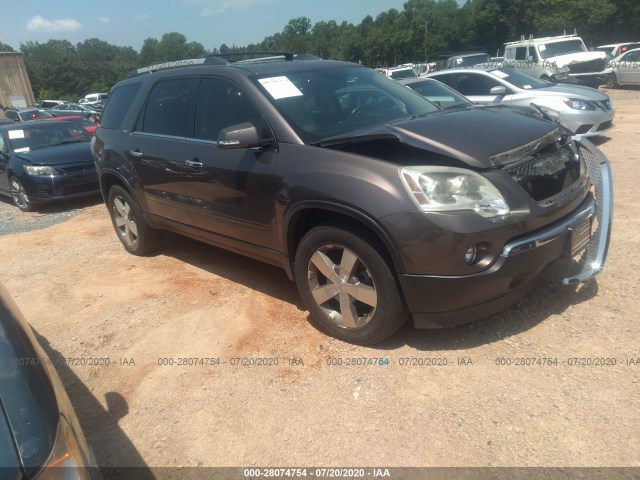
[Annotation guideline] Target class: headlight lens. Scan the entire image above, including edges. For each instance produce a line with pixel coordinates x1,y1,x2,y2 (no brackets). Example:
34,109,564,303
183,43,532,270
24,165,59,175
400,166,510,218
563,98,597,110
35,416,93,480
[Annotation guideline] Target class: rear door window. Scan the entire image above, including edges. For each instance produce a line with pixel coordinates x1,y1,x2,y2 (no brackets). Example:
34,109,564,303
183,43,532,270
100,83,141,130
141,78,192,137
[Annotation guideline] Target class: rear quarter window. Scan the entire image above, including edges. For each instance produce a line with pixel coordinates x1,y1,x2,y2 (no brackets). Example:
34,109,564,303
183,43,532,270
100,83,142,130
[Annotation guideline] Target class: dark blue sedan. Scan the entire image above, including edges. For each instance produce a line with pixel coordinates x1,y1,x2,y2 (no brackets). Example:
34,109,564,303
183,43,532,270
0,120,99,211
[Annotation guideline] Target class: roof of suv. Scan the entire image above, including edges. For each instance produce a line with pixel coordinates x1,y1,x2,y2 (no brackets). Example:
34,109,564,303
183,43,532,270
125,53,351,79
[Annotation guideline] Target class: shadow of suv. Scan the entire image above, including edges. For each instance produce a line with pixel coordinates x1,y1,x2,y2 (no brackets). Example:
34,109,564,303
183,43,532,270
92,54,613,345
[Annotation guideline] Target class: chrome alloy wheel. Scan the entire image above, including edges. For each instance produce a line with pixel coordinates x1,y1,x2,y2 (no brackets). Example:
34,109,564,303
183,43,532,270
307,244,378,329
112,195,139,248
10,178,30,210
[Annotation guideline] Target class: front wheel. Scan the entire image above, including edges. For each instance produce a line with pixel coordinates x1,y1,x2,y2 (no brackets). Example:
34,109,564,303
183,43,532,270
107,185,157,255
294,226,408,345
606,73,618,88
10,177,34,212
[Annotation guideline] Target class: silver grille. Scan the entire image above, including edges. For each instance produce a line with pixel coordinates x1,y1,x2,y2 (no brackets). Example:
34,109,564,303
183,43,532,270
562,138,613,284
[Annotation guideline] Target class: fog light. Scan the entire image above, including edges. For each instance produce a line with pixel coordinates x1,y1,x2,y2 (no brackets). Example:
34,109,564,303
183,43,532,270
465,246,477,265
465,242,494,266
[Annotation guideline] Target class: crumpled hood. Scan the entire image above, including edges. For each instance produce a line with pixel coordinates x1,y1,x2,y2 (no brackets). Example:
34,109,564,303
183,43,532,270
321,106,562,169
546,51,607,69
13,141,92,166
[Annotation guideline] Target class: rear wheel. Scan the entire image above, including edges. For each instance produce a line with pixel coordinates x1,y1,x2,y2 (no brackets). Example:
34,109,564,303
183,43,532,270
10,177,34,212
107,185,157,255
294,226,408,345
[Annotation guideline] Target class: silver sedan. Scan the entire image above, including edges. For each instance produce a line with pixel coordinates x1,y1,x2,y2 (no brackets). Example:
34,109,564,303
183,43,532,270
428,66,614,136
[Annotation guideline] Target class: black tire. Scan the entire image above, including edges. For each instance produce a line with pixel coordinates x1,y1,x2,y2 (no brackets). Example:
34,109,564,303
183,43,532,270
107,185,157,255
606,73,618,89
294,226,408,345
9,177,34,212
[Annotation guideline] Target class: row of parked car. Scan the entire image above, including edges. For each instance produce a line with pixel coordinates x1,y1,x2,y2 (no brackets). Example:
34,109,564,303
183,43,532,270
383,35,640,90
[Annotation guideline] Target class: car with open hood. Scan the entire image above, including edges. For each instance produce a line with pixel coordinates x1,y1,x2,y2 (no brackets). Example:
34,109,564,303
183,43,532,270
0,120,99,211
0,283,101,479
92,55,613,345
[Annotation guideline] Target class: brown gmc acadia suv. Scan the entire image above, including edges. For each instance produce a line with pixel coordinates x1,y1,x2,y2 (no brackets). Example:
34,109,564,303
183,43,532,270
92,54,613,344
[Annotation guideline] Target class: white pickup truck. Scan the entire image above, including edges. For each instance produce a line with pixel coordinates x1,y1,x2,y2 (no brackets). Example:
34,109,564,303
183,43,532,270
504,34,608,87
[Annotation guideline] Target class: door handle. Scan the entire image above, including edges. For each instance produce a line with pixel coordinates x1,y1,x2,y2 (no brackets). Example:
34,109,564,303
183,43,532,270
185,159,203,168
129,150,143,158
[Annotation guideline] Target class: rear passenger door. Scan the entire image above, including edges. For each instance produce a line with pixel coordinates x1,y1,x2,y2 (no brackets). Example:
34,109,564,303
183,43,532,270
618,51,640,84
128,77,195,226
183,77,281,254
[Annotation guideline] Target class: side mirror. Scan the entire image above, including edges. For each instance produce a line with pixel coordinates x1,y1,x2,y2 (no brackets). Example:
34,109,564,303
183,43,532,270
490,86,507,96
527,55,534,62
217,122,273,149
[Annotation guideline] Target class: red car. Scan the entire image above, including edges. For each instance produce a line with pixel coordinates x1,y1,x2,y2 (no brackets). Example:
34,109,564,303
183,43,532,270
46,115,98,135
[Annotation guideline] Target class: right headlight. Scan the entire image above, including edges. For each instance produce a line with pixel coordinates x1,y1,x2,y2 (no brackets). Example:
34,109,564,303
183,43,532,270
400,166,510,218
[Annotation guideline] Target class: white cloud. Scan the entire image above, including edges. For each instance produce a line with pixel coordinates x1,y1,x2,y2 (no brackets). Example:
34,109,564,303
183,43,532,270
134,14,149,21
99,17,110,24
200,3,229,16
26,15,82,33
183,0,273,14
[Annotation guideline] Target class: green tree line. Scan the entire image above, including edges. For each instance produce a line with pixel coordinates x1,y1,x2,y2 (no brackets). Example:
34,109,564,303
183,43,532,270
1,0,638,100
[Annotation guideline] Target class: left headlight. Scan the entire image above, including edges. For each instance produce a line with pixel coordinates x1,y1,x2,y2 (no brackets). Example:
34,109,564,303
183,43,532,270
400,166,510,218
24,165,60,176
33,415,97,480
563,98,597,111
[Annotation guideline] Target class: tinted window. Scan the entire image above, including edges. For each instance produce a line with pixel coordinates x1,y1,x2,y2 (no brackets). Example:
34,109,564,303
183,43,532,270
194,78,266,142
100,83,141,130
453,73,501,96
141,78,191,137
515,47,527,60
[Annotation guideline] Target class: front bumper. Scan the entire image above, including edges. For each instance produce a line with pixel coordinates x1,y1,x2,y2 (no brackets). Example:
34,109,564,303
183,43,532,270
401,138,613,328
20,169,100,203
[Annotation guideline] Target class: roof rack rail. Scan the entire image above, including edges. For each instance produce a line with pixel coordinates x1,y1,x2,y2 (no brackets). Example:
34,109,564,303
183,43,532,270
232,52,320,63
125,56,229,78
125,52,320,78
504,33,578,46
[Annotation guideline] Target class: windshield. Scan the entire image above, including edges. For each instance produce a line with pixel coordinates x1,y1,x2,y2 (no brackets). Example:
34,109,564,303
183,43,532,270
6,123,90,152
488,67,550,89
406,79,473,110
254,66,438,143
539,39,586,59
18,109,53,121
389,68,417,79
454,53,490,67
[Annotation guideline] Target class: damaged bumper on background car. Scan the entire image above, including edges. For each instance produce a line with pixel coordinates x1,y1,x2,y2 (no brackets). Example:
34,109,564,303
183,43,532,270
399,137,613,329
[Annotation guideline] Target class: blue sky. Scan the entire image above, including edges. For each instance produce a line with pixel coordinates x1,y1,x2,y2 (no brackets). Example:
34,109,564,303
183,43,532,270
0,0,415,51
